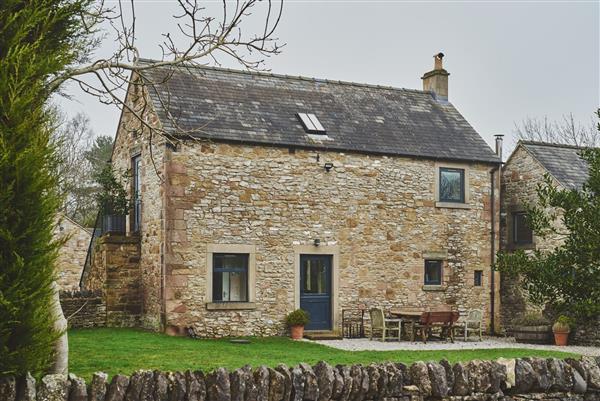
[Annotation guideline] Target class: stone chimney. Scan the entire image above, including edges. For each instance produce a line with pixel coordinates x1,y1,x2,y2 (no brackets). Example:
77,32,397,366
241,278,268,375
421,52,450,101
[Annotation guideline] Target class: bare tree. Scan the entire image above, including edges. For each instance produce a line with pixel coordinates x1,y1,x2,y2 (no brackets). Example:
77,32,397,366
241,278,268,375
49,0,283,147
514,112,599,147
53,112,96,226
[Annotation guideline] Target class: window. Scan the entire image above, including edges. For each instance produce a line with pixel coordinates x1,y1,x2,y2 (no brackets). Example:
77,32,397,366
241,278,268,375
131,155,142,232
513,212,533,245
439,168,465,203
474,270,483,286
212,253,248,302
297,113,326,134
424,260,443,285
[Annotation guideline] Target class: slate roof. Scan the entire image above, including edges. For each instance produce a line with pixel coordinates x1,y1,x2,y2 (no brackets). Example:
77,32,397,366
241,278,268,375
141,61,500,164
520,141,590,189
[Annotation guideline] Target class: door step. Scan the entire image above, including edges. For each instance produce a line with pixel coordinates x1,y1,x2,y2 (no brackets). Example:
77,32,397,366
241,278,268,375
303,331,342,340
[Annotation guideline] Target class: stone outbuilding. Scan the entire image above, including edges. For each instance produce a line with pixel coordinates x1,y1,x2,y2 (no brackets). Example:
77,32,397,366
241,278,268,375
500,141,591,332
54,214,91,291
82,54,504,337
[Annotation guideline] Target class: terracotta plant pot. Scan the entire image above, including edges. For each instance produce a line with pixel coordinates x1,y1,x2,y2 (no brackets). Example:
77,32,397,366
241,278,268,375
290,325,305,340
553,330,570,346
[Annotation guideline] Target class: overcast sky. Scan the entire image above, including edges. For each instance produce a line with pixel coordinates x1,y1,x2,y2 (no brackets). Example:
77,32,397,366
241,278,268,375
57,0,599,153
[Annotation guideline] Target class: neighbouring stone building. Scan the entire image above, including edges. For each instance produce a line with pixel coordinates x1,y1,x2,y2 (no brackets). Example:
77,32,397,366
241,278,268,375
54,214,91,291
500,141,597,343
82,54,504,337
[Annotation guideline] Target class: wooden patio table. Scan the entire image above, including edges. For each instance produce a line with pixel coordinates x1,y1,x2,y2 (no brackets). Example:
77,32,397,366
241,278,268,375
389,309,422,340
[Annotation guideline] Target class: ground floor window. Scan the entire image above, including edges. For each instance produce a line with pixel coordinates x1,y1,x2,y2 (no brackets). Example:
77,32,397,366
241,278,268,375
512,212,533,245
212,253,248,302
424,260,443,285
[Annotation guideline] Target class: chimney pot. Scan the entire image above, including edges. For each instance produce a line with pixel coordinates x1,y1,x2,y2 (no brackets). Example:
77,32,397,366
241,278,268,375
422,52,450,101
434,52,444,70
494,134,504,160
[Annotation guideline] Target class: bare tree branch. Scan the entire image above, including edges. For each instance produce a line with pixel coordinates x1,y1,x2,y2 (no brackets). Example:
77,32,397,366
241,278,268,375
515,113,599,148
48,0,284,93
49,0,284,179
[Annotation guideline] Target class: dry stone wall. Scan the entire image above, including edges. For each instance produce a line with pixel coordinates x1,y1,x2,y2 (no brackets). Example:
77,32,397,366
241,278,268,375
2,357,600,401
162,141,499,337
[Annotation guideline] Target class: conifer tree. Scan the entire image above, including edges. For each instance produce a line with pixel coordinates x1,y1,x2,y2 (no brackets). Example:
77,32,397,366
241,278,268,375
0,0,94,376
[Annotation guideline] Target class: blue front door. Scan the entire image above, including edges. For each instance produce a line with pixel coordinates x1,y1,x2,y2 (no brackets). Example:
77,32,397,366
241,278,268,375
300,255,332,330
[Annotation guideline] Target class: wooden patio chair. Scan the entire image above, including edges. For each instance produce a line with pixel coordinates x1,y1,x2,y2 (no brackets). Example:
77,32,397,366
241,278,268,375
456,309,483,341
342,309,365,338
369,308,401,342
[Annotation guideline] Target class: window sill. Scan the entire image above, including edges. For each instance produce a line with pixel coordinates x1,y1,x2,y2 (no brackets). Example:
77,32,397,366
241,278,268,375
435,202,471,209
422,285,446,292
507,243,535,251
206,302,256,311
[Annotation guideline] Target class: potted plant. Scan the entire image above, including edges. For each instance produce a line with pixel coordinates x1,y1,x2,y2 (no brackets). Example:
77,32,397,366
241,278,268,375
552,315,572,346
285,309,310,340
95,165,130,234
512,313,552,344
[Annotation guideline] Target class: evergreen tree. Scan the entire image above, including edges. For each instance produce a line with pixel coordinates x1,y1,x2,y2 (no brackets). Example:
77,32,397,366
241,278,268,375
0,0,94,376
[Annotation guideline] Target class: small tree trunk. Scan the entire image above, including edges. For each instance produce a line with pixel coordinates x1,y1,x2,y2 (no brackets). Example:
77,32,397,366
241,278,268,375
50,281,68,374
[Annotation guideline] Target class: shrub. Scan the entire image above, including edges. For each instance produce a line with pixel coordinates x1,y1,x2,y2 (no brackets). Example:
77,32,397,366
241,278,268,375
285,309,310,327
513,313,550,326
552,315,573,332
95,165,130,216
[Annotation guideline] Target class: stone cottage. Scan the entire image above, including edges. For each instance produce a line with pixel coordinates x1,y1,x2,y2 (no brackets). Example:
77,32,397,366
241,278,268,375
54,214,91,291
83,54,504,337
500,141,590,330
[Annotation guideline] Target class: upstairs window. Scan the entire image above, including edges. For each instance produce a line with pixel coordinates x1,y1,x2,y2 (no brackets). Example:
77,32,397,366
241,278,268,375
297,113,326,134
439,168,465,203
424,260,443,286
212,253,249,302
513,212,533,245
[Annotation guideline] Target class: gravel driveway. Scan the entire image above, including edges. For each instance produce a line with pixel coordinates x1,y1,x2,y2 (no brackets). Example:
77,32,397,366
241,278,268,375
313,337,600,356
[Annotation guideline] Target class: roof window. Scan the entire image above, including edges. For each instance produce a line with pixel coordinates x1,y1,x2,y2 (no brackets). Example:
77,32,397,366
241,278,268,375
297,113,326,134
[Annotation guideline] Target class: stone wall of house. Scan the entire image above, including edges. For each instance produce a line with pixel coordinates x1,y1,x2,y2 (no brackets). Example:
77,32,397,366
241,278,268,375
3,357,600,401
162,141,499,337
54,215,92,291
59,290,106,328
500,146,565,332
80,234,142,327
102,235,142,327
111,81,166,330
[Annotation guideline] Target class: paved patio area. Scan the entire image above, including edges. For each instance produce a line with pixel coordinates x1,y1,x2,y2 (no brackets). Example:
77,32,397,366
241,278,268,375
313,337,600,356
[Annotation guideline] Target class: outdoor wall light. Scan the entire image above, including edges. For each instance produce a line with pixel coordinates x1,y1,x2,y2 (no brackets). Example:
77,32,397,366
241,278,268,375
324,162,334,172
313,238,321,247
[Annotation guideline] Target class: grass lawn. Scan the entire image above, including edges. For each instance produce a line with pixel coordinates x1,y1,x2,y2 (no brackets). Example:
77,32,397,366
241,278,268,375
69,328,579,381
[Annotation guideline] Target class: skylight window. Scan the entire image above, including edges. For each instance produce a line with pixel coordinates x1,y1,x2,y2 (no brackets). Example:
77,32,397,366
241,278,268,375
297,113,326,134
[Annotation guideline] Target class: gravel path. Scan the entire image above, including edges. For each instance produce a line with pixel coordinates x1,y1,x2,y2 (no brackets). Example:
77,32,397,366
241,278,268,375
314,337,600,356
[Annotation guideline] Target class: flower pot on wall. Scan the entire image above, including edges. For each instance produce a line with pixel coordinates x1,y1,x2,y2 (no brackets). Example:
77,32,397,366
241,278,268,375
290,325,305,340
102,214,126,235
553,330,570,346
